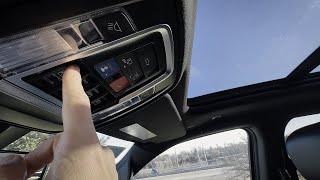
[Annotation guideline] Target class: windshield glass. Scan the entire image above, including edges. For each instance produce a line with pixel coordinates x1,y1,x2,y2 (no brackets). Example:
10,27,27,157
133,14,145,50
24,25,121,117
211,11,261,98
189,0,320,98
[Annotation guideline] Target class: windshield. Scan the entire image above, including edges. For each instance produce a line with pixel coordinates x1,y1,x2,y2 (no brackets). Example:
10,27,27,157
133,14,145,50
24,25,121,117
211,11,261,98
189,0,320,98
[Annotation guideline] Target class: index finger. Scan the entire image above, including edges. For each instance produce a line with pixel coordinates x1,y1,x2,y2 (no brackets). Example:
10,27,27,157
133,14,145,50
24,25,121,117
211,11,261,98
62,65,96,136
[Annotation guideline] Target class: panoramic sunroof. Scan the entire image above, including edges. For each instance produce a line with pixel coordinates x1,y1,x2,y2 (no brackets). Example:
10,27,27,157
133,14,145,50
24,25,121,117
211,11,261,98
188,0,320,98
311,65,320,73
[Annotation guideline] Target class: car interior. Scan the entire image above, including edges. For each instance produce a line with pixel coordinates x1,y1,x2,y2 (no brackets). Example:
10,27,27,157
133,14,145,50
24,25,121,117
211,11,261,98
1,0,320,179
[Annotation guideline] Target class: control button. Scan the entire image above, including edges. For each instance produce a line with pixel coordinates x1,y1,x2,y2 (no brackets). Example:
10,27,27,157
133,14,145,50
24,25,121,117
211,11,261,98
91,98,104,112
106,103,125,116
94,58,120,79
137,45,158,77
131,96,141,105
78,21,103,44
57,27,87,49
86,85,105,100
139,87,155,100
23,66,66,94
41,69,64,90
82,74,99,90
122,100,132,107
49,68,65,83
109,76,129,92
116,53,143,84
91,94,116,113
93,12,135,42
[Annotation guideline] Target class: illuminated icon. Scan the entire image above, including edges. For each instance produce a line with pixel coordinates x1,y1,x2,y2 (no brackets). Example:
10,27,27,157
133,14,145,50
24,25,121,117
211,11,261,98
57,71,64,78
100,66,109,73
52,70,64,81
92,99,101,106
144,57,150,66
95,59,120,79
107,21,122,32
87,88,99,98
82,78,89,85
53,74,62,81
122,58,133,65
86,91,93,98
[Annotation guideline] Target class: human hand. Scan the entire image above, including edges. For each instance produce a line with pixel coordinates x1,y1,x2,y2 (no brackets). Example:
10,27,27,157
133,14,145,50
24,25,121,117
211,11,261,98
0,65,118,180
46,65,118,180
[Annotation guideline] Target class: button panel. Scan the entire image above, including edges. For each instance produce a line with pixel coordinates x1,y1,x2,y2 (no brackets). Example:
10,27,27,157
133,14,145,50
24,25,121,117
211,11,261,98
23,42,163,115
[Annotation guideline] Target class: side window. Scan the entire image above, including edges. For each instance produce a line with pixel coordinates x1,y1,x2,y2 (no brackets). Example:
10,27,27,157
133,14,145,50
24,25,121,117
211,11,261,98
3,130,134,163
135,129,251,180
4,131,51,152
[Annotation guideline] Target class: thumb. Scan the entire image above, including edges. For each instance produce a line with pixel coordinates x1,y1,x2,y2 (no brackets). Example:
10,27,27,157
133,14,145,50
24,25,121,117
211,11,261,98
24,135,57,177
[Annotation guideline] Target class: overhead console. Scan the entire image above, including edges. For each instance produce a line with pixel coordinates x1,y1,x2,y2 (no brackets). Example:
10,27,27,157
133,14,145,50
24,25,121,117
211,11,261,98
0,7,175,125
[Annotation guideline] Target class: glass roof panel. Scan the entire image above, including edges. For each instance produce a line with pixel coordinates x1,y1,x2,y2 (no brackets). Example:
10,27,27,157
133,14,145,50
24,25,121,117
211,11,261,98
189,0,320,98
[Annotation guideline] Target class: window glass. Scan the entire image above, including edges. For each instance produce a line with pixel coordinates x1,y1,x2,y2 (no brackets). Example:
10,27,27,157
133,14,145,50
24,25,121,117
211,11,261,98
135,129,250,180
3,131,51,152
3,131,134,163
310,65,320,73
189,0,320,98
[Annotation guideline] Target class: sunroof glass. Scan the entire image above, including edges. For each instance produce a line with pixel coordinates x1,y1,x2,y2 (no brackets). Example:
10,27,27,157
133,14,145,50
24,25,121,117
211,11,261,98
188,0,320,98
311,65,320,73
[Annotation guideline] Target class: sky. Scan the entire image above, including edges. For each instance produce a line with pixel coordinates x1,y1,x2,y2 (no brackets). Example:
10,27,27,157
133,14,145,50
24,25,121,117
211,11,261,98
110,0,320,155
163,0,320,155
188,0,320,98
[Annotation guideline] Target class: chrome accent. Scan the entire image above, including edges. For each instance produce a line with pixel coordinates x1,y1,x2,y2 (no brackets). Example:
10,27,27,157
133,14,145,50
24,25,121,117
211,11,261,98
89,19,105,41
1,25,174,123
